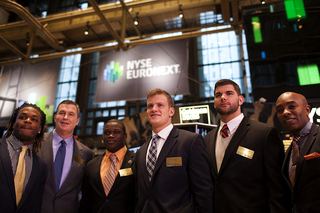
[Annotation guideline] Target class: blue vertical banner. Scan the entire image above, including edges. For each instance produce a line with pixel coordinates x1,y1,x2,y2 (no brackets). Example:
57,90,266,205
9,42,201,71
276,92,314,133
95,39,190,103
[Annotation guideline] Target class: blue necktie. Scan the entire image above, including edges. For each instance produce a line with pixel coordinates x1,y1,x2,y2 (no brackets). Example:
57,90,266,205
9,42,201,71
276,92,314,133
54,140,66,192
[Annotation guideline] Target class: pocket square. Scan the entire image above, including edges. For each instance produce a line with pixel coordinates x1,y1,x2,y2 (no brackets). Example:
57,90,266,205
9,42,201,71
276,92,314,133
304,152,320,160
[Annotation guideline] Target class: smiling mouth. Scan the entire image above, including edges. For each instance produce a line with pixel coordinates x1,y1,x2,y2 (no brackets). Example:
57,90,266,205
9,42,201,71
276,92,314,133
284,118,295,123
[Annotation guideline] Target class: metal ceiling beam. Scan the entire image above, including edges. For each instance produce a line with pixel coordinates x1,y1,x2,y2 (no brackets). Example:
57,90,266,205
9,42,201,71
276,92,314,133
0,25,235,66
87,0,125,50
0,35,26,59
0,0,64,51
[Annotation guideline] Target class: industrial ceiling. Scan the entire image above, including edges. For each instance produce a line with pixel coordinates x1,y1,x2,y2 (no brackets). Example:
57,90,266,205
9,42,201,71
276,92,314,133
0,0,274,66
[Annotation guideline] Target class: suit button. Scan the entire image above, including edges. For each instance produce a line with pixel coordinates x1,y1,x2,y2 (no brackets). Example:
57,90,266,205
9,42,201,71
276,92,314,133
105,199,109,203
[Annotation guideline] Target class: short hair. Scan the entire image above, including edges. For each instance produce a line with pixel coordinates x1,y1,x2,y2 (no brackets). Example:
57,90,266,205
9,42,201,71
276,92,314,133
105,119,126,133
147,88,174,108
214,79,241,96
4,103,46,153
57,100,80,117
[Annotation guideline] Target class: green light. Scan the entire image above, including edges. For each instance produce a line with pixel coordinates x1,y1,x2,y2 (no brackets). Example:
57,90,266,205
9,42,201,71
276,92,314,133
252,17,262,43
285,0,306,21
298,64,320,86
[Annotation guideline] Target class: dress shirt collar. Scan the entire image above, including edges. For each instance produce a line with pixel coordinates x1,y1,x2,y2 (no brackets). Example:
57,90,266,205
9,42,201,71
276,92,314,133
152,123,173,141
104,145,127,162
220,113,244,136
53,129,74,146
298,121,312,135
7,134,33,152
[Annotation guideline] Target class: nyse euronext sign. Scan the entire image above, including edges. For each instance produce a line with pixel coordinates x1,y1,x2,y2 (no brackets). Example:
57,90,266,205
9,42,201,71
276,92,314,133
104,58,180,83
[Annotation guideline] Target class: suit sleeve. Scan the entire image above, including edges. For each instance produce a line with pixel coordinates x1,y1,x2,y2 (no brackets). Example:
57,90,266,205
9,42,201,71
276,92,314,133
188,134,214,213
264,127,291,213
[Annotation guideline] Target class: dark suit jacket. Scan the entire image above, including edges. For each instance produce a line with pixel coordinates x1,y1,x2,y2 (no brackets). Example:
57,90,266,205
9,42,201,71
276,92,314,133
282,123,320,213
37,131,94,213
204,116,290,213
136,126,213,213
80,149,135,213
0,137,48,213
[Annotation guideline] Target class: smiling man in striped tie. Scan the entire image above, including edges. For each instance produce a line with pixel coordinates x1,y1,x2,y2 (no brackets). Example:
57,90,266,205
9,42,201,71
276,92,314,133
276,92,320,213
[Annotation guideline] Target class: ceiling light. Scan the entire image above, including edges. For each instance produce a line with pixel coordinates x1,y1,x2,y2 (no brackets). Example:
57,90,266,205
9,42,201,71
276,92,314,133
179,5,184,18
261,0,266,4
84,21,89,35
26,32,30,46
134,12,139,26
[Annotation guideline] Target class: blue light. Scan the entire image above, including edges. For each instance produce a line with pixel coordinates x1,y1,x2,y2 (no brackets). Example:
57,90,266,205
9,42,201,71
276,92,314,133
261,51,266,59
278,23,281,29
293,24,298,32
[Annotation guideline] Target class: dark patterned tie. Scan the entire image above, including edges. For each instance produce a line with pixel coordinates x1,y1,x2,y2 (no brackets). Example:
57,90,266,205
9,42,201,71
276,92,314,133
54,140,66,192
289,133,307,186
221,124,229,138
147,135,160,182
103,154,117,196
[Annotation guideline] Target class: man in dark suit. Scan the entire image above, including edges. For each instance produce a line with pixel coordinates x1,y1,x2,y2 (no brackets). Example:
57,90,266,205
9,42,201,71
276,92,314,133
37,100,94,213
136,88,213,213
0,103,47,213
276,92,320,212
204,79,290,213
80,119,135,213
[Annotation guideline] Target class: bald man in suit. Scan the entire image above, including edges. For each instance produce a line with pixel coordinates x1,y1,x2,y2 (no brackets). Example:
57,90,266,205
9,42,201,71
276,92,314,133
276,92,320,212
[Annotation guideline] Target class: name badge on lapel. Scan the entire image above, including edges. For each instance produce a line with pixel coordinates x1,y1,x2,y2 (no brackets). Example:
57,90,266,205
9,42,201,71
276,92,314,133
236,146,254,159
73,155,84,165
166,157,182,167
119,168,133,177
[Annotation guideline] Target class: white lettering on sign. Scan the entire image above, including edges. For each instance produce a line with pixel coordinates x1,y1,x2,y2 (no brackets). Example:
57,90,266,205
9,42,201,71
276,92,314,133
126,58,181,79
309,107,320,123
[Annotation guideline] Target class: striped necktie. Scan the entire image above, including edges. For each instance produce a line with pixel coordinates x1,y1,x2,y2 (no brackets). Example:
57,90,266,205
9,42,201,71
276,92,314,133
221,124,229,138
103,154,117,196
289,133,307,186
147,134,160,182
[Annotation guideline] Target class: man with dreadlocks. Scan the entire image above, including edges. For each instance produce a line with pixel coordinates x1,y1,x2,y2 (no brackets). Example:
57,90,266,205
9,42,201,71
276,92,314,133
0,103,48,213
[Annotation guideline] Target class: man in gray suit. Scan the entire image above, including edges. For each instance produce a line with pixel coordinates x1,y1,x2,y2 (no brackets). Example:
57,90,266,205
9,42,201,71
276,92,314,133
38,100,94,213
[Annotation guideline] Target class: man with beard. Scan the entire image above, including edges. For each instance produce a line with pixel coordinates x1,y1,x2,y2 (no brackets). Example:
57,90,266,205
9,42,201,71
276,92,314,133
204,79,290,213
276,92,320,212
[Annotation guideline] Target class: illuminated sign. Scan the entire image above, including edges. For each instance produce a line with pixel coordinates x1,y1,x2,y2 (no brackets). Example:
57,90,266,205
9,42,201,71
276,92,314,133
179,105,211,124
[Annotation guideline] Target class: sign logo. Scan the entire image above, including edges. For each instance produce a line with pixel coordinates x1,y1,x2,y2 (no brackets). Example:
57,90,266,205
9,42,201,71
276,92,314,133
104,61,123,83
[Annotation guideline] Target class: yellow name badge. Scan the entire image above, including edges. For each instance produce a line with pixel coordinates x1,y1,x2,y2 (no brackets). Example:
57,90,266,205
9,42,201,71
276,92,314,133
236,146,254,159
119,168,133,177
73,155,84,165
166,157,182,167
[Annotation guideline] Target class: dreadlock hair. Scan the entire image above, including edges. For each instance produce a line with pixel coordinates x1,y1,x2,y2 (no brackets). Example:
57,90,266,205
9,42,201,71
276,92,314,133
4,103,46,153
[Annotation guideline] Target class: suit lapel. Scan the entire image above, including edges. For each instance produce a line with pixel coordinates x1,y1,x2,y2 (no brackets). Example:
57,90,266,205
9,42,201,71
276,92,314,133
152,127,178,178
109,151,135,194
93,155,106,198
219,117,250,174
18,152,39,210
282,144,293,189
296,124,318,183
0,138,16,203
140,139,150,185
208,127,219,177
41,132,56,193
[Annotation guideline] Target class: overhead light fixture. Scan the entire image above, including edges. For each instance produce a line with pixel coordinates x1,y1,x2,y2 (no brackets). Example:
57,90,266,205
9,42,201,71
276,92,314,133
84,21,89,35
179,4,184,18
134,12,139,26
261,0,266,4
26,32,30,46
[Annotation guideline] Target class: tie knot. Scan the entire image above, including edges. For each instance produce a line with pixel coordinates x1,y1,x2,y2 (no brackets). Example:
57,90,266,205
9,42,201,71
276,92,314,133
21,145,29,152
60,140,66,145
109,154,117,162
152,134,160,143
221,124,229,138
293,133,307,144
